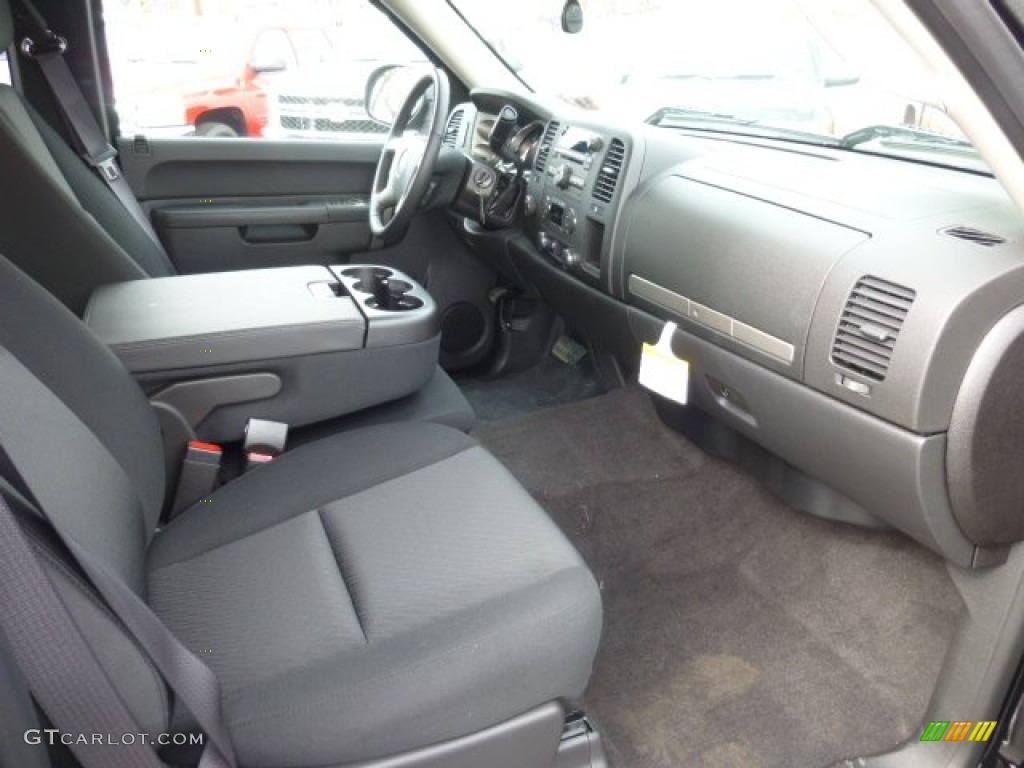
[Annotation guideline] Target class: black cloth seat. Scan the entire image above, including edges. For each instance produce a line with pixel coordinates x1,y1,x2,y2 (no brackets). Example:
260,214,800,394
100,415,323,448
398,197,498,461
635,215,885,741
149,423,599,766
0,251,602,766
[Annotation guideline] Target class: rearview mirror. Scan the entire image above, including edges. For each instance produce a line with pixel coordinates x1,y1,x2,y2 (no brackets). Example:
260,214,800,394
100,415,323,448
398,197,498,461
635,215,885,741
561,0,584,33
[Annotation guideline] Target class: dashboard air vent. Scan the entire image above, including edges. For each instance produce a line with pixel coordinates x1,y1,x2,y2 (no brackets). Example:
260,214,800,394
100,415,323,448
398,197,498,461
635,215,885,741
941,225,1007,247
442,107,465,148
592,139,625,203
831,276,916,382
535,120,560,172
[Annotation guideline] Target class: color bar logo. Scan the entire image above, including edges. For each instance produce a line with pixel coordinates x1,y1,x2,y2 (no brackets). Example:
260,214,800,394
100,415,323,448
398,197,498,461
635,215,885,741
920,720,997,742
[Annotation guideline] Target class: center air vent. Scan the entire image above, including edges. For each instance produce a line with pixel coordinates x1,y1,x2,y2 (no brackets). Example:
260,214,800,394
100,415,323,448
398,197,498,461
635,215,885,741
831,276,916,382
535,120,560,172
941,225,1007,247
442,107,465,148
593,138,625,203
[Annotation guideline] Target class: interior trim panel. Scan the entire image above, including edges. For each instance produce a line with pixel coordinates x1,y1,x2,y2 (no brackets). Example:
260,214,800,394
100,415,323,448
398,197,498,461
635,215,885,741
627,274,795,364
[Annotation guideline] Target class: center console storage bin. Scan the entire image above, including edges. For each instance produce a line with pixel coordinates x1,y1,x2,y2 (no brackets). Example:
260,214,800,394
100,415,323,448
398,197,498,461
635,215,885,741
85,265,440,440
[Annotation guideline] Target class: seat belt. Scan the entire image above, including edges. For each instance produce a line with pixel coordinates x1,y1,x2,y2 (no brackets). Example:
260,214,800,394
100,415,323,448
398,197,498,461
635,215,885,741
0,491,166,768
0,349,236,768
13,0,167,255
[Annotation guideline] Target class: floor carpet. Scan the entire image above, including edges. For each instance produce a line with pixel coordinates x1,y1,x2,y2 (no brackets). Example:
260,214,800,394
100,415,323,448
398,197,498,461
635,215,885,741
474,386,963,768
456,350,605,422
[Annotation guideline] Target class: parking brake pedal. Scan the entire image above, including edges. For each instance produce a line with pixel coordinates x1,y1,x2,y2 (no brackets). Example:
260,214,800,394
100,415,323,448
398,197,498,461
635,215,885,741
243,418,288,471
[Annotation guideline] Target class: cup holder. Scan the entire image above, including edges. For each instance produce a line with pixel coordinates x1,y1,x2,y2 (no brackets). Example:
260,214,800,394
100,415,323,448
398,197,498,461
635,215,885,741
343,267,392,292
366,279,421,311
341,266,424,312
382,279,412,294
366,295,424,312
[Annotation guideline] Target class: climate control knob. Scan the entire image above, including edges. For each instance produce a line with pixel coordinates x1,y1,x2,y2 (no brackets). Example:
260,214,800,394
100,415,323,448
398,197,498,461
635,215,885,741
563,248,581,268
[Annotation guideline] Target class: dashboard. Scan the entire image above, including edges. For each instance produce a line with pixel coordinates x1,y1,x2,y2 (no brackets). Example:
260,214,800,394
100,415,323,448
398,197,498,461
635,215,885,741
445,87,1024,570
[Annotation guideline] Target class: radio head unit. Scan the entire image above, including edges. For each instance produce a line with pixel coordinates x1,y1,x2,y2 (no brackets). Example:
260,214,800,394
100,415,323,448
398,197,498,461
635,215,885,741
554,126,604,168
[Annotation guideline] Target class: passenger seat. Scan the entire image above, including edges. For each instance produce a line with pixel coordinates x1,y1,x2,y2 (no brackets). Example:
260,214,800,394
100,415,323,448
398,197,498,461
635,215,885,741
0,252,603,767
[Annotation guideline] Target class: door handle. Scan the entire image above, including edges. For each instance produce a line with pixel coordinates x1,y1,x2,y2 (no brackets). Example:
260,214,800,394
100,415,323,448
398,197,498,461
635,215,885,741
239,224,317,244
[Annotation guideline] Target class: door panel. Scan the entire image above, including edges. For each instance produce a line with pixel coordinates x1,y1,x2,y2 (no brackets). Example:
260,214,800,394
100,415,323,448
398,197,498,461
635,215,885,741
118,137,382,199
118,137,380,272
152,196,371,273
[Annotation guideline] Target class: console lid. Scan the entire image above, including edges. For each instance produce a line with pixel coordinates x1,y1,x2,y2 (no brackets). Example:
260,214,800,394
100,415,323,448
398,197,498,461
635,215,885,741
84,266,365,373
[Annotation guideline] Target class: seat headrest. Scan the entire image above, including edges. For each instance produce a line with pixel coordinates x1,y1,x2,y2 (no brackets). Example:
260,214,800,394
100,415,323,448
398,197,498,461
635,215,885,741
0,0,11,52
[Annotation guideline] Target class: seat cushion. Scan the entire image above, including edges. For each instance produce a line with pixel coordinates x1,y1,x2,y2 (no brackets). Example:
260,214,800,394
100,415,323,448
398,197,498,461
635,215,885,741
147,422,601,767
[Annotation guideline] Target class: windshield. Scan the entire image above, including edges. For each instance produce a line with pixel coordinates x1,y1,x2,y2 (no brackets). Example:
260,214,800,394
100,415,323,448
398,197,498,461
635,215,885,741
448,0,988,173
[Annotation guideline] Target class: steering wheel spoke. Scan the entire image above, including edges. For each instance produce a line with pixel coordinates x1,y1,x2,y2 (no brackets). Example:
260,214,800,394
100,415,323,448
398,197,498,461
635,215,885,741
369,68,450,243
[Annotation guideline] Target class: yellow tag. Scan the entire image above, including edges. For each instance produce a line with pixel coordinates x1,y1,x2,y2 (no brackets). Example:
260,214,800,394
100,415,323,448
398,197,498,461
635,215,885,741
639,322,689,404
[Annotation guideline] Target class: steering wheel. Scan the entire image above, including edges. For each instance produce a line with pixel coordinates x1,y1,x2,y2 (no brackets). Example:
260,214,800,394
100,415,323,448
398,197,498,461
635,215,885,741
369,67,450,244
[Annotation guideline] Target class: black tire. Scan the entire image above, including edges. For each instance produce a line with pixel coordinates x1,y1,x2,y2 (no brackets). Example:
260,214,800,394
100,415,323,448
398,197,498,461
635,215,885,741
196,121,240,138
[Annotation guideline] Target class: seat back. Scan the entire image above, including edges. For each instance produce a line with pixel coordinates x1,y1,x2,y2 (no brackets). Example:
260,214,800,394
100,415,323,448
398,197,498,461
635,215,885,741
0,0,174,315
0,257,172,737
0,254,165,590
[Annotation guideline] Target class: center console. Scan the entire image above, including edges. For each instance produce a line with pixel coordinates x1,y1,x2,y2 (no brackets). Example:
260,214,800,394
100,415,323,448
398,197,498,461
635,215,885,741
528,121,629,288
84,264,440,441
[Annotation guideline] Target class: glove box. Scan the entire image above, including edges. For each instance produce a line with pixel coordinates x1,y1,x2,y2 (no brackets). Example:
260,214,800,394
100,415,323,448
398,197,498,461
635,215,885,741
84,265,440,441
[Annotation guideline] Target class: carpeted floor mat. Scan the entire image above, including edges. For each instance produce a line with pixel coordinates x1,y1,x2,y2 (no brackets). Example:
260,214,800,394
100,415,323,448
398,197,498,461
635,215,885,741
456,350,605,422
474,386,963,768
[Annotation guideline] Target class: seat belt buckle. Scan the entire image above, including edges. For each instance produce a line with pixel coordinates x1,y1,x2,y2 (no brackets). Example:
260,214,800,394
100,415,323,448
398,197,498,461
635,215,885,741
243,419,288,471
170,441,222,518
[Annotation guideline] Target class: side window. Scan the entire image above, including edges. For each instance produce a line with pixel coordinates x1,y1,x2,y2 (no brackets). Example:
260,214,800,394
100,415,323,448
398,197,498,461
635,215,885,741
102,2,426,141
